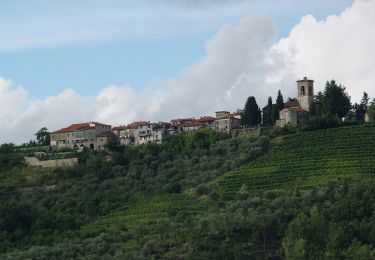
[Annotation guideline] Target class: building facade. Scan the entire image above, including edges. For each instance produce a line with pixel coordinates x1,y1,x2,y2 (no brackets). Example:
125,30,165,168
276,77,320,127
50,122,112,150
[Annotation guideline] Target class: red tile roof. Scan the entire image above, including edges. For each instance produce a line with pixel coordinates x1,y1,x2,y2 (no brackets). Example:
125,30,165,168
284,100,300,109
198,116,216,123
127,121,151,129
52,123,92,134
112,125,127,131
52,122,110,134
171,118,194,123
176,121,204,127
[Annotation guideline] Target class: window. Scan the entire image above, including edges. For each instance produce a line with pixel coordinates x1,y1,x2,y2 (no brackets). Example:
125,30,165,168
301,86,305,95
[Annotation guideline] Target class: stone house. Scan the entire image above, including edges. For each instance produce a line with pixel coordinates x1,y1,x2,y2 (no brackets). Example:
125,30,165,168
96,131,119,150
152,122,174,144
276,77,320,127
176,121,204,133
214,113,242,134
50,122,111,150
112,122,140,146
215,111,231,119
134,121,153,146
197,116,216,128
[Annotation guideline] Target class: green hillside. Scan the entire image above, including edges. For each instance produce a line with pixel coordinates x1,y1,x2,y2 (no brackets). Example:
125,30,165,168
82,194,204,233
218,124,375,197
3,125,375,258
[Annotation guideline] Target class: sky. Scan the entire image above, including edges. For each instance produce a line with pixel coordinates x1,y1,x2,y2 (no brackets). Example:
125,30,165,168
2,0,375,143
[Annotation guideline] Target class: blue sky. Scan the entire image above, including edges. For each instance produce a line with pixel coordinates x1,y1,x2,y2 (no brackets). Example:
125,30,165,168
4,0,375,144
0,0,353,99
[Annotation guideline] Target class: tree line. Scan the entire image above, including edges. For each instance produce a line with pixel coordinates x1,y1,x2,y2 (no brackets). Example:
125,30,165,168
241,79,375,127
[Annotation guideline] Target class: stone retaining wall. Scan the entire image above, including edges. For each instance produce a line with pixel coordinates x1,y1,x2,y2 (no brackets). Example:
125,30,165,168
24,157,78,168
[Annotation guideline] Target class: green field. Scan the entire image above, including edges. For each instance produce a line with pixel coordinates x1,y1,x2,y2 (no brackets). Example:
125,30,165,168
82,194,204,234
218,124,375,196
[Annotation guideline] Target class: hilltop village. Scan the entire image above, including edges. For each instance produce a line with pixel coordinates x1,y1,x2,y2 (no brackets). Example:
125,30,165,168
48,77,369,150
48,77,324,150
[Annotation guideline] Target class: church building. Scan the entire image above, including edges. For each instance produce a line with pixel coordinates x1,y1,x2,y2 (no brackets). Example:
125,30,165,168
276,77,320,127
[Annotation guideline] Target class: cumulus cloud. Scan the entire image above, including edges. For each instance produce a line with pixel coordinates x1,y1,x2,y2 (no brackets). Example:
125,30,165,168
1,0,375,143
155,15,286,119
273,0,375,101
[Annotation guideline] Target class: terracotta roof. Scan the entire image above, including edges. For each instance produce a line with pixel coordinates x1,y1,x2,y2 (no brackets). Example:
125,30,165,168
171,118,194,123
284,100,300,109
52,123,92,134
127,121,151,129
112,125,127,131
52,122,111,134
197,116,216,123
177,121,204,127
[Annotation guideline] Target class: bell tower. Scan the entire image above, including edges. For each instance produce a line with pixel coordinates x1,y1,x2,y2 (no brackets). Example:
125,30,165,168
297,77,314,112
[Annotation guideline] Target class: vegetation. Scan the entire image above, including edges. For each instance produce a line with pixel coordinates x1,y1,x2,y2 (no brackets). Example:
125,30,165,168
271,90,284,123
241,96,261,127
35,127,50,146
2,110,375,258
321,80,351,119
218,124,375,197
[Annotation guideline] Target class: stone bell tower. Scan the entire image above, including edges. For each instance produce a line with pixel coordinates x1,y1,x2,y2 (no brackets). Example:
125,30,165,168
297,77,314,112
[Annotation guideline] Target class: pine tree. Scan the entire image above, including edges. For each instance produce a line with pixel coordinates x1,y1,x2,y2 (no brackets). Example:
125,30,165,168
368,98,375,122
322,80,351,119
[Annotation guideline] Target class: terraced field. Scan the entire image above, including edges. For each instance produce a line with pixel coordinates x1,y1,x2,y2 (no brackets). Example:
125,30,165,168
82,194,204,234
218,124,375,197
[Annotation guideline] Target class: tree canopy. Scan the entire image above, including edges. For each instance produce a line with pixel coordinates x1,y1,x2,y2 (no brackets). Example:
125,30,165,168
242,96,261,127
321,80,351,119
35,127,50,146
266,97,273,126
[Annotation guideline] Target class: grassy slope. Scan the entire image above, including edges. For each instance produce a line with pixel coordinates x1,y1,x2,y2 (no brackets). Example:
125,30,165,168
81,124,375,234
4,125,375,257
217,124,375,197
82,194,205,233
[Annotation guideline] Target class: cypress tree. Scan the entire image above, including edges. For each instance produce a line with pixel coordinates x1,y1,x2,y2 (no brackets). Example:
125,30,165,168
276,90,284,111
242,96,261,127
267,97,273,126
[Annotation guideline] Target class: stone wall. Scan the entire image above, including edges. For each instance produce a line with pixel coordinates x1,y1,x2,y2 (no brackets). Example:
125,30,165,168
24,157,78,168
232,126,261,138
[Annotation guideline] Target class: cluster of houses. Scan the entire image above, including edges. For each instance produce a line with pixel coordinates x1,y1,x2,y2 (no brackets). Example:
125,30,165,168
49,77,321,150
49,111,242,150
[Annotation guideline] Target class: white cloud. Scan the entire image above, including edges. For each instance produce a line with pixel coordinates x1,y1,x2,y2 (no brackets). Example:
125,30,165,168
273,0,375,101
155,15,284,119
1,0,375,144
